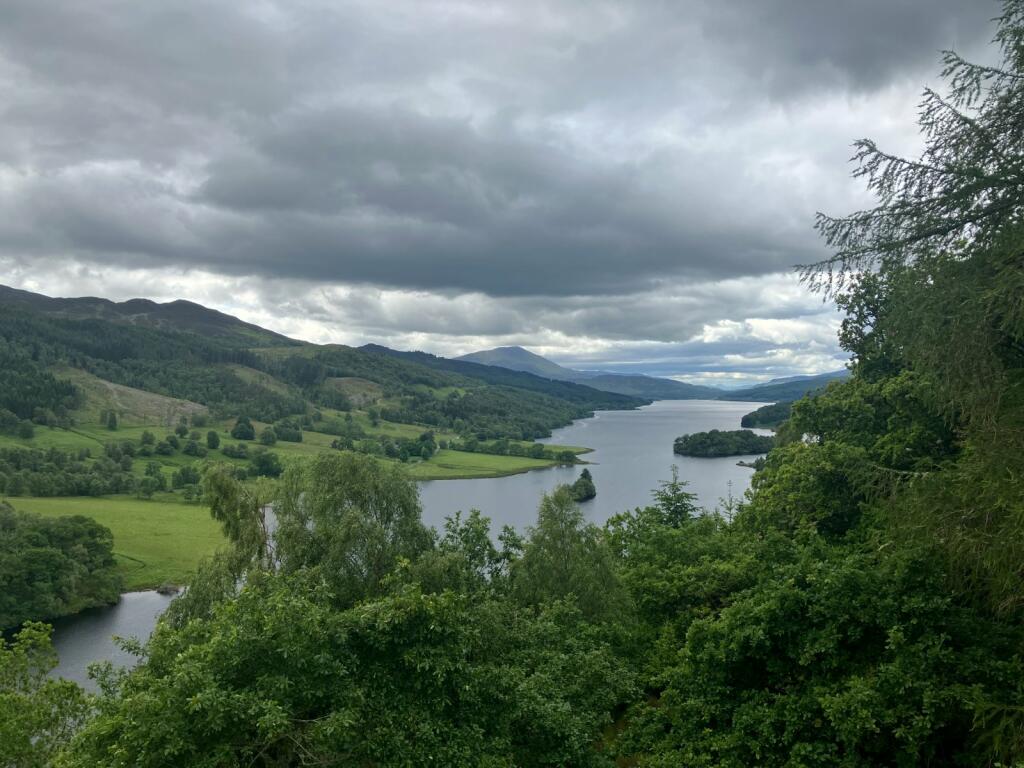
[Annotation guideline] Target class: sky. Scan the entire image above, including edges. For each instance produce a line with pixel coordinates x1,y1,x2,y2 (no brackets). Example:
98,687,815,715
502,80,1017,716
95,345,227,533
0,0,997,386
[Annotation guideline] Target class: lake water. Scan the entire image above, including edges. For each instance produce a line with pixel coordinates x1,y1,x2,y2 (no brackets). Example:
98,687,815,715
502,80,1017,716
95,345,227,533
49,399,767,685
419,399,769,531
50,591,176,686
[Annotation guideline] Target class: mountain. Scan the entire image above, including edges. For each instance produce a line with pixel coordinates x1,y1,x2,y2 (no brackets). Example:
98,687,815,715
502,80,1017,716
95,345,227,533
576,373,721,400
456,346,578,381
456,346,721,399
361,345,646,410
0,284,296,348
0,286,645,440
719,369,850,402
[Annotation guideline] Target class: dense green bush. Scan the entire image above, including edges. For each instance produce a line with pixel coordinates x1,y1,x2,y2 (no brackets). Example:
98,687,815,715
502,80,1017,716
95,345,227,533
0,503,122,629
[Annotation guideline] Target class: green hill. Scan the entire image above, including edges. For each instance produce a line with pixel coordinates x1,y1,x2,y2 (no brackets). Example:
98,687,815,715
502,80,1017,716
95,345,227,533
0,286,645,442
719,370,849,402
456,345,721,399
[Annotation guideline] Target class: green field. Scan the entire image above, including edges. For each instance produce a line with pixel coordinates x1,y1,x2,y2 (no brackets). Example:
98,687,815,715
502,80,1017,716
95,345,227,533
408,449,558,479
10,496,225,591
1,406,592,486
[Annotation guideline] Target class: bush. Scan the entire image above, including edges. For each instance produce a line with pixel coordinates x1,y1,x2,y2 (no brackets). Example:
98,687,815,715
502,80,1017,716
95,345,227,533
231,417,255,441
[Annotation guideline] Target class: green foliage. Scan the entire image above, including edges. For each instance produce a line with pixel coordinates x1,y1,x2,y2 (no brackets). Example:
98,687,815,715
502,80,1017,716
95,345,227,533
0,502,122,629
247,447,283,478
512,486,627,623
570,467,597,501
63,579,633,767
275,453,432,606
740,401,791,428
205,430,219,449
673,429,774,457
0,446,136,497
619,535,1024,767
1,622,90,768
230,416,255,441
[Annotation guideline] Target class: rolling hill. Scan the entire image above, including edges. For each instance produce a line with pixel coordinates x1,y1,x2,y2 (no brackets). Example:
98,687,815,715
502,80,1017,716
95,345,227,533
719,370,850,402
456,345,721,399
0,284,296,348
0,285,646,442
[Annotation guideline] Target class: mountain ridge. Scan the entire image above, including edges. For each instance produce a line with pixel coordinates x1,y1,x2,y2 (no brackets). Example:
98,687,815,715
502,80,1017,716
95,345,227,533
456,345,721,400
0,284,297,348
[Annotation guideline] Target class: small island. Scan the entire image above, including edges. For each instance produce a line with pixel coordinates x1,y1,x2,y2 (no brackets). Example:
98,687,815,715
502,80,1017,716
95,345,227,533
673,429,774,458
569,467,596,501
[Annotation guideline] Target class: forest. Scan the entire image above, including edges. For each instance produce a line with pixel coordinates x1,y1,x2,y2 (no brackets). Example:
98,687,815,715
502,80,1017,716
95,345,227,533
0,503,121,629
673,428,775,457
4,2,1024,766
740,400,792,428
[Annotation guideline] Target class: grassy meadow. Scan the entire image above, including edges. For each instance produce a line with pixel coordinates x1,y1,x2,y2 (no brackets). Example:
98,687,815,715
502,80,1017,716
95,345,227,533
12,496,225,591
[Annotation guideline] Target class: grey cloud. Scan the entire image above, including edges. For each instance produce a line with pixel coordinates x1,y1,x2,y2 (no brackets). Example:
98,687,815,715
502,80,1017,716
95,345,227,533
0,0,995,298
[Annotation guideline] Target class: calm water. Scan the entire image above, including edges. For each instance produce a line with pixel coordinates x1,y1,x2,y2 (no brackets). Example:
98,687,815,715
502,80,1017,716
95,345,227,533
419,399,768,531
50,399,767,684
50,591,175,687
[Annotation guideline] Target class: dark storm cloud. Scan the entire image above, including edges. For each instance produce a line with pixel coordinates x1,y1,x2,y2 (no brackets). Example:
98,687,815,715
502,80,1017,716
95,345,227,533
0,0,996,298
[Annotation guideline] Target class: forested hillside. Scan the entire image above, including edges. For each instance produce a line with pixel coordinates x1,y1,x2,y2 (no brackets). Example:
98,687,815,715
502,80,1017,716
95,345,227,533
718,369,849,402
0,293,645,438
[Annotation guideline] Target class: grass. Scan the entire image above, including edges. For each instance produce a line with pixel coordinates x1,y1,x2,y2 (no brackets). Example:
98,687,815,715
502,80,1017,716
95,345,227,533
408,449,558,479
2,411,591,483
10,496,225,591
57,365,207,427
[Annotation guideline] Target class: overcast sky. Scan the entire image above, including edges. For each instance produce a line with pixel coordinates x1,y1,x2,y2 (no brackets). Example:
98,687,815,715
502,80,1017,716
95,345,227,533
0,1,997,385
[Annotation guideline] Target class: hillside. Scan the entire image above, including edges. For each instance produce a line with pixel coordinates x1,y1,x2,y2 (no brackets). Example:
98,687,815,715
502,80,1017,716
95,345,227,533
456,346,577,380
364,344,644,410
719,369,850,402
0,284,297,348
456,345,720,399
0,287,645,444
580,373,721,399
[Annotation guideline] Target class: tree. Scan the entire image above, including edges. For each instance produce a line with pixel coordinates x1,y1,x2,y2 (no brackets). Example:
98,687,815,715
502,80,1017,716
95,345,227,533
0,503,122,629
172,465,201,489
512,485,627,623
570,467,597,502
136,475,160,499
182,439,206,457
248,448,283,478
206,430,220,450
275,452,432,607
230,416,255,441
805,0,1024,295
62,582,634,767
140,430,155,446
144,460,163,480
259,426,277,446
1,623,90,768
105,411,118,431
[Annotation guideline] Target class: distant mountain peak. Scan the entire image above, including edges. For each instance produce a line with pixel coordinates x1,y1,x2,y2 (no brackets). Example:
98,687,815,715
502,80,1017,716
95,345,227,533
455,345,722,400
456,346,577,381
